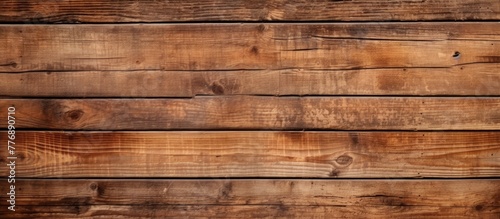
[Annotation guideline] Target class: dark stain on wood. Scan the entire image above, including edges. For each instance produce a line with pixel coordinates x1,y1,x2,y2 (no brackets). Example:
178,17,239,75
475,204,484,211
480,56,500,63
250,46,260,55
58,197,92,206
329,169,340,177
210,82,225,95
257,24,266,33
219,182,233,199
96,184,106,198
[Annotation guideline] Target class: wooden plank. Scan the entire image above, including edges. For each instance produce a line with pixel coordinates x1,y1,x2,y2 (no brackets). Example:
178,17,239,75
1,63,499,97
1,97,499,131
0,0,498,23
1,131,498,178
0,179,498,218
0,23,499,73
4,205,499,219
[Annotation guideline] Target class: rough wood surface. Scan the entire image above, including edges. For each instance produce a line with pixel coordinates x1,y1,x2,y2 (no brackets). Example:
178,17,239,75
1,63,499,97
1,1,498,219
0,23,499,73
0,180,498,218
0,131,498,178
4,205,499,219
1,97,499,130
0,0,498,23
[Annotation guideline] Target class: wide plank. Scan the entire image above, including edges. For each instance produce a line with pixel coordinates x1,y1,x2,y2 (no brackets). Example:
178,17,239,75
1,23,499,72
0,0,498,23
1,97,499,131
1,131,498,178
1,63,499,97
0,180,498,218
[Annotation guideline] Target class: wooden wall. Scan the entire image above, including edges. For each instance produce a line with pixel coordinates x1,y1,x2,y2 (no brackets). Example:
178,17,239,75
0,0,499,218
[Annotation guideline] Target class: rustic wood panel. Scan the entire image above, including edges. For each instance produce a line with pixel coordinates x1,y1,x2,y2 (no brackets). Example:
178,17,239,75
0,180,498,218
0,0,498,23
1,23,499,73
1,97,499,130
0,131,498,178
1,63,499,97
1,1,498,219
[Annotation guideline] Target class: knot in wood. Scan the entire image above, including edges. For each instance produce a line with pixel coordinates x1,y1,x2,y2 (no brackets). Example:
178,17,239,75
65,109,84,121
336,155,353,166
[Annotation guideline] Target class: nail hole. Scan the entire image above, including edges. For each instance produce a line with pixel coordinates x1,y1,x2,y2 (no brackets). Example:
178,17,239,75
452,51,461,59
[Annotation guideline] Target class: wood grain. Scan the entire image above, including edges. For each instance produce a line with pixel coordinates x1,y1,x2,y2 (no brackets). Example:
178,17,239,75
4,205,499,219
0,23,499,73
1,131,498,178
1,97,499,130
0,179,498,218
0,0,498,23
1,63,499,97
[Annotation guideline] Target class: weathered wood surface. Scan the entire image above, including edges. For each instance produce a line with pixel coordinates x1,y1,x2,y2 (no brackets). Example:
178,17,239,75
1,97,499,130
0,23,499,73
0,1,498,219
0,180,498,218
0,131,498,178
1,63,499,97
4,205,499,219
0,0,498,23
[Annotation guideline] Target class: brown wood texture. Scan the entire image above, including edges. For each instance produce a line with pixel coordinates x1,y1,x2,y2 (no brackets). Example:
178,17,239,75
0,0,498,23
1,63,499,97
0,180,498,218
1,97,499,130
0,131,498,178
0,23,499,73
1,1,499,218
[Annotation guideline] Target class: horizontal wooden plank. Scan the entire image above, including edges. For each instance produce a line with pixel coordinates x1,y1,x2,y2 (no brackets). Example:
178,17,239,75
0,0,498,23
1,97,499,130
0,23,499,73
2,205,499,219
1,63,499,97
0,131,498,178
0,180,498,218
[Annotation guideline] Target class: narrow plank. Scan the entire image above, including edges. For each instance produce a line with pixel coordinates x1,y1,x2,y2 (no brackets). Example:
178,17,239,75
0,131,498,178
0,180,498,218
1,97,499,130
2,205,499,219
1,63,499,97
0,23,499,72
0,0,498,23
